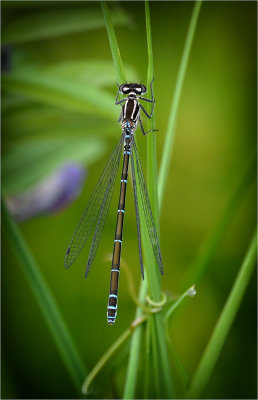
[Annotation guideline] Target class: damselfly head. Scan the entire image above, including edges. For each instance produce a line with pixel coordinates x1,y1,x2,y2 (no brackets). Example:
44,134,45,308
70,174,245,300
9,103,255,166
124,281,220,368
119,83,147,95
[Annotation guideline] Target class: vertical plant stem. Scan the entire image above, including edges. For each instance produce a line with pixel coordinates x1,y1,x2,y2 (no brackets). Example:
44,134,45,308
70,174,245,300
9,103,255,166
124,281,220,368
145,0,159,225
1,199,86,394
101,1,126,83
144,316,151,398
158,0,202,207
134,3,174,398
150,316,161,398
187,228,257,398
123,281,147,399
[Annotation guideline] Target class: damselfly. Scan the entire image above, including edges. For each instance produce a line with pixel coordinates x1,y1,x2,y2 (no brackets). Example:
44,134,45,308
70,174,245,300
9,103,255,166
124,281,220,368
65,78,163,325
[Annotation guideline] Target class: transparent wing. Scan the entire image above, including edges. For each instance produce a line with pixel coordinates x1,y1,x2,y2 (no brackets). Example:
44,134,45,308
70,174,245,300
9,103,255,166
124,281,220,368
130,146,144,279
65,133,124,272
132,139,163,275
84,136,123,277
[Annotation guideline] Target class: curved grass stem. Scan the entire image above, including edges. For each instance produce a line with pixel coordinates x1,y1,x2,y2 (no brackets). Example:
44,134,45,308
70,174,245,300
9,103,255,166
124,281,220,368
82,316,146,395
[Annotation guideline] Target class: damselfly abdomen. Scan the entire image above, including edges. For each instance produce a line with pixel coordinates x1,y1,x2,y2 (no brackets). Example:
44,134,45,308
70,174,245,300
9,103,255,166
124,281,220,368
65,78,163,325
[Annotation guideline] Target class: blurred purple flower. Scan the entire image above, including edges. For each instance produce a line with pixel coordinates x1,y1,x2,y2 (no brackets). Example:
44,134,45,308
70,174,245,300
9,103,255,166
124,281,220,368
6,163,87,221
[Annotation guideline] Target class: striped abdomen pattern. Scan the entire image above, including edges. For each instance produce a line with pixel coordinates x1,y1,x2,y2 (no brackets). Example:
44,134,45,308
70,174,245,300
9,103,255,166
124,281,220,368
107,133,131,324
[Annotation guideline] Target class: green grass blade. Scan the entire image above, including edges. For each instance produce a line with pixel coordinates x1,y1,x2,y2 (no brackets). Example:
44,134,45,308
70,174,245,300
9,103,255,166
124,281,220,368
101,1,126,83
143,316,151,399
146,3,173,398
154,314,174,398
187,228,257,399
2,199,86,393
123,281,148,399
145,0,159,225
125,2,174,398
181,153,256,289
158,0,202,206
143,0,161,320
150,317,161,398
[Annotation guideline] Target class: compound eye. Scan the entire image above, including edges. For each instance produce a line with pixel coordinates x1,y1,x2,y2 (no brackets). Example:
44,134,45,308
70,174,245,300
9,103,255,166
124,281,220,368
120,85,130,94
141,85,147,94
135,87,142,94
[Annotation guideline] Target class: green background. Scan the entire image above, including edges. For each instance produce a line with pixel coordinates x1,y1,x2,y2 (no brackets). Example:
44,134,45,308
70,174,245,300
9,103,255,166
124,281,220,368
1,1,257,399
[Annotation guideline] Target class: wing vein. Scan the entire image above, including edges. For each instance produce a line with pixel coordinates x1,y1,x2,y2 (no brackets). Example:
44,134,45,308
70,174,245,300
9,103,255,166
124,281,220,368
64,133,125,269
131,139,144,279
132,139,163,274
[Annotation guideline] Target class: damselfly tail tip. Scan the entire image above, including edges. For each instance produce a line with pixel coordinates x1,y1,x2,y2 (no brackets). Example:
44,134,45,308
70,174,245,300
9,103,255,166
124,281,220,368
107,318,116,325
107,310,117,325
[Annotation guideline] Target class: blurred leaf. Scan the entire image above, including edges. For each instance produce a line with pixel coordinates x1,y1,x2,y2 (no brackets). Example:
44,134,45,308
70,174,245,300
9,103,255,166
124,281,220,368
2,137,107,195
1,1,76,10
2,6,132,44
1,200,86,393
2,104,117,141
39,60,138,87
2,70,116,118
1,93,32,113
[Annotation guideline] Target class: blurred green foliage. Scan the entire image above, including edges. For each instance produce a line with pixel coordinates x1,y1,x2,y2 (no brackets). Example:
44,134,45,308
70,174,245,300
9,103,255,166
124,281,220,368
1,1,257,399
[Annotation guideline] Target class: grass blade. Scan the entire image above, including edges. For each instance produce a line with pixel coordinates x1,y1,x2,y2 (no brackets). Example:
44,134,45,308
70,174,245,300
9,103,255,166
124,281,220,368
145,0,159,224
158,0,202,206
181,153,256,288
150,317,161,398
2,199,86,393
143,316,151,398
101,1,126,83
123,281,148,399
145,2,174,398
187,228,257,398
